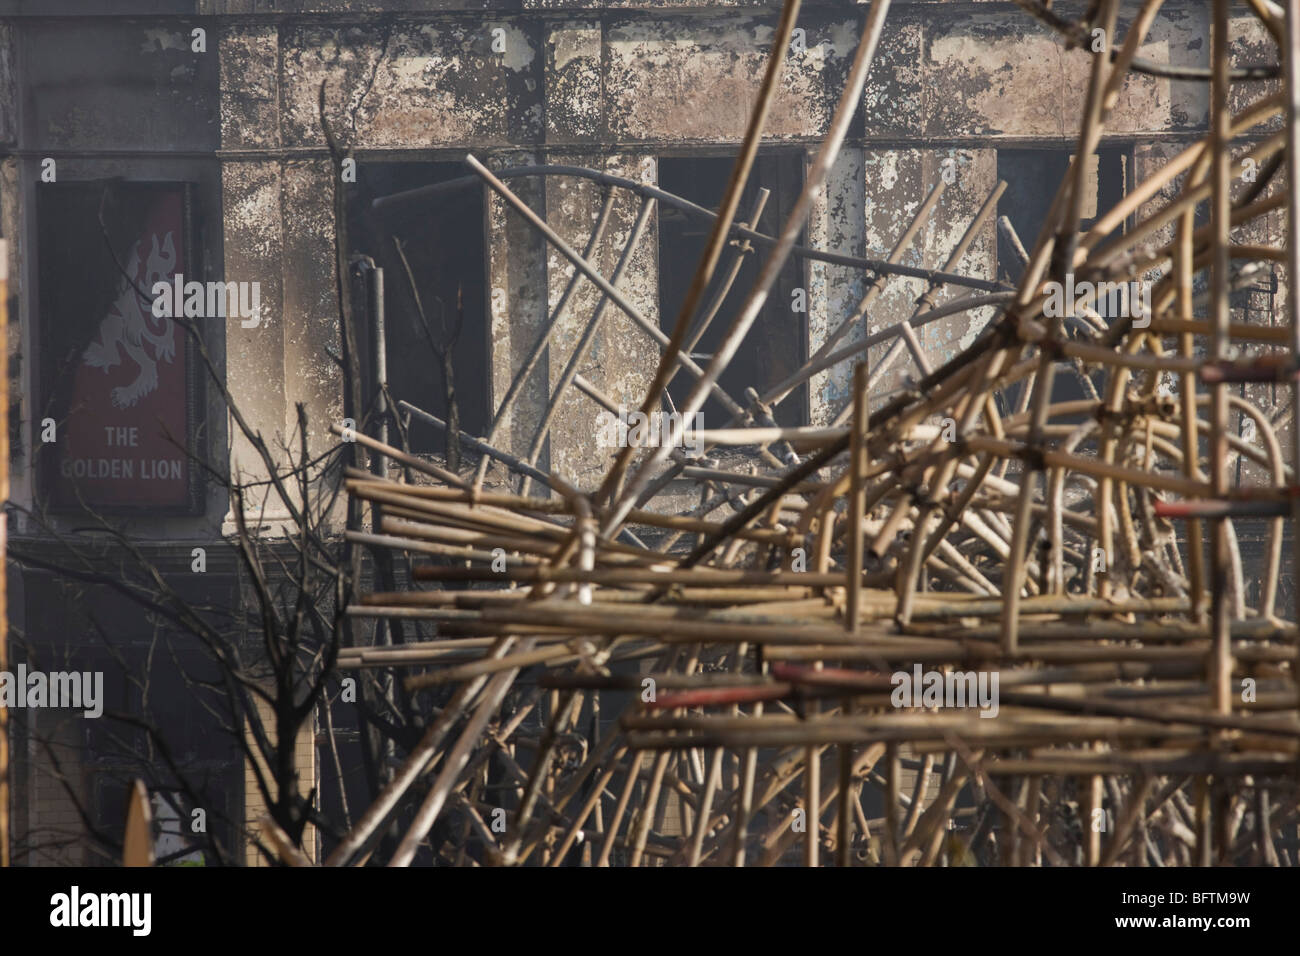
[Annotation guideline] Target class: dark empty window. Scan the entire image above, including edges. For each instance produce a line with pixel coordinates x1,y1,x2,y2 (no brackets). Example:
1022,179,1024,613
997,147,1131,410
996,146,1130,284
347,163,489,454
657,153,808,427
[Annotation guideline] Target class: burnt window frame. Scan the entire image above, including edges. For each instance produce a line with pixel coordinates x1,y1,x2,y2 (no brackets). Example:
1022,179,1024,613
996,143,1135,285
655,149,811,429
344,160,493,457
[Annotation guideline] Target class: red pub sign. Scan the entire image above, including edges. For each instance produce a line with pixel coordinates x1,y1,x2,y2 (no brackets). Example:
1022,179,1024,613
38,182,204,514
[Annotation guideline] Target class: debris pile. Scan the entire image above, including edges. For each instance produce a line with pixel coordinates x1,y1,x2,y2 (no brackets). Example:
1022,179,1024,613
326,0,1300,866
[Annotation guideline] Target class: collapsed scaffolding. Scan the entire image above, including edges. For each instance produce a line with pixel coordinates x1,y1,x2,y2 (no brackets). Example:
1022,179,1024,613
312,0,1300,866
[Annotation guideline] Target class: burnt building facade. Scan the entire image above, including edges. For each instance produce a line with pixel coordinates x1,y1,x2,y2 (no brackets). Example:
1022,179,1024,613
0,0,1286,863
